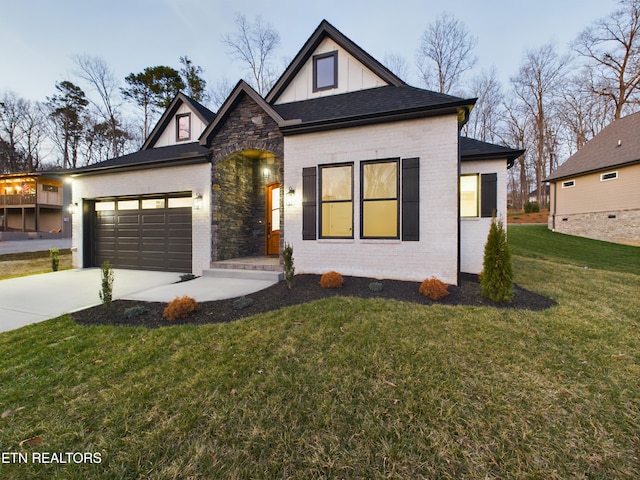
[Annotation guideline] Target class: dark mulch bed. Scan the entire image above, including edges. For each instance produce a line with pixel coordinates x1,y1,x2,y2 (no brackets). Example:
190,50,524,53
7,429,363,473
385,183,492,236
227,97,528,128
71,274,557,329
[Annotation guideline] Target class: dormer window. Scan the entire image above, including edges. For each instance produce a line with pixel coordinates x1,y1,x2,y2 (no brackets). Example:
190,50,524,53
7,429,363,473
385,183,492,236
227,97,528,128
313,51,338,91
176,113,191,141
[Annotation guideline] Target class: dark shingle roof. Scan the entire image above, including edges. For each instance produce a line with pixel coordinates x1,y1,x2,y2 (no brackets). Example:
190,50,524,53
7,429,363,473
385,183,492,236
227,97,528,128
273,85,471,126
185,96,216,124
71,142,210,174
546,111,640,181
460,136,524,167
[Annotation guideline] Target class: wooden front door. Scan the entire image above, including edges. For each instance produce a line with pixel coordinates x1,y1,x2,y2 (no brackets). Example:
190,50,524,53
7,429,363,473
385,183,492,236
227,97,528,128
266,182,280,255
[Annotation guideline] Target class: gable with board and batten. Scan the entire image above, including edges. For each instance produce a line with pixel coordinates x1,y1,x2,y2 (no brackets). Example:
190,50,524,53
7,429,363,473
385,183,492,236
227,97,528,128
274,37,391,104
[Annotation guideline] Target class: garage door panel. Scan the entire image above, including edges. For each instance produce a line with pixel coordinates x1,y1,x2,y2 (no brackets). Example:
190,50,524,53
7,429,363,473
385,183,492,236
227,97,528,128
93,196,192,272
142,214,167,225
141,228,167,239
117,214,140,225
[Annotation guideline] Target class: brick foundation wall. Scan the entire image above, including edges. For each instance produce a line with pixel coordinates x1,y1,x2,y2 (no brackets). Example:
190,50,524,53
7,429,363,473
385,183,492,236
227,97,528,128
549,209,640,246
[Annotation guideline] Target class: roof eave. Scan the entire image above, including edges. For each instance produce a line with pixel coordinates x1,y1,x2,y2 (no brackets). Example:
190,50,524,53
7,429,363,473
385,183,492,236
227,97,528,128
69,155,210,177
279,101,474,136
462,150,525,169
546,158,640,182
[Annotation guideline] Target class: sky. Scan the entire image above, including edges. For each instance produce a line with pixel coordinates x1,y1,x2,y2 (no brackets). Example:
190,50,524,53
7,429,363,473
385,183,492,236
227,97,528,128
0,0,620,105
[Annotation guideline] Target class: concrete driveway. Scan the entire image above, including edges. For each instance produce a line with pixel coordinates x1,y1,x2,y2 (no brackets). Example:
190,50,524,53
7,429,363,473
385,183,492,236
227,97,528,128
0,268,279,333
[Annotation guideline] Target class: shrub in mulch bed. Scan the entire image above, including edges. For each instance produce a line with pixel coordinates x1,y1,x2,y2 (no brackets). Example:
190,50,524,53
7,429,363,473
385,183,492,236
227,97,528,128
71,274,557,329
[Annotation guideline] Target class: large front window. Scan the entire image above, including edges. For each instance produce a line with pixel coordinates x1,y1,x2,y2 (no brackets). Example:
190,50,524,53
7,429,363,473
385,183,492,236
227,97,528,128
320,163,353,238
361,160,399,238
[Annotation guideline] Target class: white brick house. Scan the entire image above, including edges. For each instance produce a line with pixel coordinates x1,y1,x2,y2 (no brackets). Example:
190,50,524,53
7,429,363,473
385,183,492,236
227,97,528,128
69,20,522,283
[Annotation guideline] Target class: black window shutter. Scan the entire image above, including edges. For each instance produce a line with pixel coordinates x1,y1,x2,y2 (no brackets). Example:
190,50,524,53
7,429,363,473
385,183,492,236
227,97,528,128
481,173,497,218
302,167,317,240
402,158,420,241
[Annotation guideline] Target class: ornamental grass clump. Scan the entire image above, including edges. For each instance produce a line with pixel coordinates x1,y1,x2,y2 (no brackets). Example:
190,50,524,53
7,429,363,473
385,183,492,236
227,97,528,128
419,277,450,301
163,296,199,321
481,216,513,303
320,271,344,289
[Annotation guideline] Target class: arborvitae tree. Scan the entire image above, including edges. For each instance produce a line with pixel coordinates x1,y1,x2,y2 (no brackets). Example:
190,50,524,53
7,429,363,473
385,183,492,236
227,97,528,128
481,216,513,303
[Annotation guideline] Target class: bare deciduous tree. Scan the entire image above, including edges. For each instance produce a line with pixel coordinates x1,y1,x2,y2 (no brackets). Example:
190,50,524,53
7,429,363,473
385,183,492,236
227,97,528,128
463,68,504,143
559,72,614,154
511,44,570,208
73,55,128,158
383,53,410,82
208,77,234,112
222,15,281,96
416,12,477,94
501,98,532,210
0,92,47,172
573,0,640,119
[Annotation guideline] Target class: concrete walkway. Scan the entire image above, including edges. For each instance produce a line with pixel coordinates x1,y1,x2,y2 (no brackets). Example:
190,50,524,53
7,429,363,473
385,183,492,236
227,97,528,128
0,268,278,333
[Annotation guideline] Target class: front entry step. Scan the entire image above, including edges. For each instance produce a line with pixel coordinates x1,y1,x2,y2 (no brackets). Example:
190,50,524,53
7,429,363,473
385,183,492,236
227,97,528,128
202,268,283,282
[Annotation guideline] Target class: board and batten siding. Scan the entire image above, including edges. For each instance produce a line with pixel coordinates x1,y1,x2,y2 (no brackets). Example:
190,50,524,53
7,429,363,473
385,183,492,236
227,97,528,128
283,115,460,284
153,104,209,148
274,37,390,105
70,163,212,275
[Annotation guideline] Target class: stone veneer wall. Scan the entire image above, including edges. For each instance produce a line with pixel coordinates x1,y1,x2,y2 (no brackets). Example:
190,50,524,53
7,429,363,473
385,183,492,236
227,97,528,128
207,93,284,261
549,209,640,246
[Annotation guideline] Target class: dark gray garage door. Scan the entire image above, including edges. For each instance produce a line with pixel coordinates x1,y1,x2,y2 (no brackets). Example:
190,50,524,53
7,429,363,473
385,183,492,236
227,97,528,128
94,196,192,272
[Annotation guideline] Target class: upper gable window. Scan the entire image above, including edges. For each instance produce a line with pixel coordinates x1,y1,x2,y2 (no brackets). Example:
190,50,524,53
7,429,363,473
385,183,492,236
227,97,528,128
176,113,191,141
313,51,338,91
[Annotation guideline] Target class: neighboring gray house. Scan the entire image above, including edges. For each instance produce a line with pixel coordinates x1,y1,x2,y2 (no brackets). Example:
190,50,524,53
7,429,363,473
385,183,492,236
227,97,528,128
69,20,523,283
546,111,640,246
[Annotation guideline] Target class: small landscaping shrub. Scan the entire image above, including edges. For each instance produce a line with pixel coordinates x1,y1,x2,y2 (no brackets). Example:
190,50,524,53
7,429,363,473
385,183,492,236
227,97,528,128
481,216,513,303
524,201,540,213
283,242,295,289
99,260,114,308
233,296,254,310
368,282,383,292
320,271,344,289
179,273,197,282
419,277,450,301
49,248,59,272
124,305,148,319
163,296,199,321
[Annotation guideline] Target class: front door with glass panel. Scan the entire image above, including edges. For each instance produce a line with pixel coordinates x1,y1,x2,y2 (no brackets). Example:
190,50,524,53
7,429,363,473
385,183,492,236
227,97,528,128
265,183,280,255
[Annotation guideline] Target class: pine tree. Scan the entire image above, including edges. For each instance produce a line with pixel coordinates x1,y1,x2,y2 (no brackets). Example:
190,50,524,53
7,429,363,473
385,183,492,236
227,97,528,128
481,216,513,303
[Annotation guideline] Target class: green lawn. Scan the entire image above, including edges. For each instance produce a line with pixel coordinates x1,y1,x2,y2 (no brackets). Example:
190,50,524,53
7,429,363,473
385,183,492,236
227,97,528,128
0,228,638,479
508,225,640,275
0,250,73,280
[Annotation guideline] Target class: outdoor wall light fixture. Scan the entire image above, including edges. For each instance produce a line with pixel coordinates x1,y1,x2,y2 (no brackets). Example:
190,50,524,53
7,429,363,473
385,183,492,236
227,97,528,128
67,202,78,214
286,187,296,207
193,193,203,210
